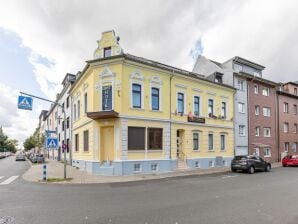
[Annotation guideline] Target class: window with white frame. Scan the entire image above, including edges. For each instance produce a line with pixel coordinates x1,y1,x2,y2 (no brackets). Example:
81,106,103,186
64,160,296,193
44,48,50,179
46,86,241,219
238,103,245,113
208,99,214,117
238,79,244,91
151,87,160,110
133,163,141,172
263,107,271,117
254,84,259,94
284,142,289,152
284,122,289,133
239,125,245,136
77,100,80,119
193,132,199,151
262,87,270,96
264,148,271,157
177,92,184,114
293,143,297,153
255,105,260,115
208,133,213,150
195,161,200,168
284,103,289,113
193,96,200,116
264,127,271,137
255,127,260,136
209,160,215,167
151,163,158,172
220,134,225,151
221,102,227,118
294,123,297,133
132,84,142,108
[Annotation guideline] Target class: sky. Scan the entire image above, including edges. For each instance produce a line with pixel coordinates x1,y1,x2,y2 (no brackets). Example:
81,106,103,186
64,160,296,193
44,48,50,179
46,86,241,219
0,0,298,147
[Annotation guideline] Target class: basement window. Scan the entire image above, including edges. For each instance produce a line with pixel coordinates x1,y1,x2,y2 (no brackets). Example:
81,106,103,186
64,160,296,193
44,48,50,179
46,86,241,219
151,163,158,172
133,164,141,173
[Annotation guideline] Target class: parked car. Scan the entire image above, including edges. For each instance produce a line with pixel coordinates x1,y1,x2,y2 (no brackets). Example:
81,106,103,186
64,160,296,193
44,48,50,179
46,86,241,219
282,155,298,167
231,155,271,174
15,154,26,161
29,154,44,163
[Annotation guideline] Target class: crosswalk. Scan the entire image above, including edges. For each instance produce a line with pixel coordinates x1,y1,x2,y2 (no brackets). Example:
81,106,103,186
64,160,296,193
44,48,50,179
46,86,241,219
0,175,19,185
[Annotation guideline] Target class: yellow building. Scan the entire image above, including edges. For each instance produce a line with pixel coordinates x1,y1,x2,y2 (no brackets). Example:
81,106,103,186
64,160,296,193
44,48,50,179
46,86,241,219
70,30,235,175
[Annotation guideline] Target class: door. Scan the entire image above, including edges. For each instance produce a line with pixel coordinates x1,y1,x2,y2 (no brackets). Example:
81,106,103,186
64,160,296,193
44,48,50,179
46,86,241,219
100,126,115,163
176,130,181,159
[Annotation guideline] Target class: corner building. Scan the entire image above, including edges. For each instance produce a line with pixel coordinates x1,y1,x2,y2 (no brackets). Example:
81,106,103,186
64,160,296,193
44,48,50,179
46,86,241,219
70,31,235,175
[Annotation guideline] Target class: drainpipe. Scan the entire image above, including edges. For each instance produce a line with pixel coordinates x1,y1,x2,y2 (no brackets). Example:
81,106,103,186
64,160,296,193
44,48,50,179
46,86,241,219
276,88,280,162
170,71,174,161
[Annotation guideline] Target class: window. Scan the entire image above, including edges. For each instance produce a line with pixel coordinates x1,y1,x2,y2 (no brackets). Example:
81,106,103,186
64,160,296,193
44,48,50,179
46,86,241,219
255,127,260,136
234,63,243,71
66,117,69,129
262,87,269,96
194,96,200,116
62,103,65,110
221,102,227,118
151,163,158,172
148,128,163,150
151,88,159,110
208,134,213,151
83,130,89,151
284,142,289,152
208,99,214,117
215,74,222,83
77,100,80,118
284,103,289,113
293,143,297,153
133,163,141,172
66,97,69,108
294,123,297,133
264,148,271,157
255,106,260,115
239,125,245,136
195,161,200,168
66,138,69,152
132,84,141,108
254,84,259,94
128,127,145,150
263,107,271,117
84,93,88,113
294,105,297,115
193,133,199,151
102,85,112,110
73,104,76,121
220,135,225,151
58,133,60,141
209,160,214,167
62,120,65,131
284,122,289,133
238,103,245,113
222,160,227,167
238,79,244,91
103,47,111,58
264,127,271,137
294,88,297,95
177,93,184,114
75,134,79,152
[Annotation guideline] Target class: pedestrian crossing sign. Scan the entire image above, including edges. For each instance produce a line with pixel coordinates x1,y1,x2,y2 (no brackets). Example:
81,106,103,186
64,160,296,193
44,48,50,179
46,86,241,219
18,96,33,110
46,138,58,149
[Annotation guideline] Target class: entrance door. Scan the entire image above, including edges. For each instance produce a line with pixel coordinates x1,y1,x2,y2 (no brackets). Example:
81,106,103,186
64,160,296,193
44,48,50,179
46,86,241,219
177,130,182,159
100,126,114,163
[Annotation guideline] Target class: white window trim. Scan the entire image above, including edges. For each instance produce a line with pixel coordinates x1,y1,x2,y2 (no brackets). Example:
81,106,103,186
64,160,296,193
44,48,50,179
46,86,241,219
262,87,270,96
255,105,260,115
193,94,202,117
192,131,200,151
130,71,144,109
208,133,214,151
239,125,246,137
209,160,215,168
151,163,159,172
150,77,162,111
133,163,142,173
207,98,215,117
176,90,186,115
264,148,271,157
284,123,289,133
264,128,271,137
238,79,244,91
238,102,245,114
263,107,271,117
255,127,260,137
254,84,259,94
220,134,226,151
221,100,228,119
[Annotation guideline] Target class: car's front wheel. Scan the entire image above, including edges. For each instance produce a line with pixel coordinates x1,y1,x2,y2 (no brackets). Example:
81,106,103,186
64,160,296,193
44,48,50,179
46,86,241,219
248,166,255,174
265,164,271,172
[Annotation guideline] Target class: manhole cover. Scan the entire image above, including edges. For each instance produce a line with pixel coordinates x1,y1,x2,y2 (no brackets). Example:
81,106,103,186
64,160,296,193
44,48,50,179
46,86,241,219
0,216,15,224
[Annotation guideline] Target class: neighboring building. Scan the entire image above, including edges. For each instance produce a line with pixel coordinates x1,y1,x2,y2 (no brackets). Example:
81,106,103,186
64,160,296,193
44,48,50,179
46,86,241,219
70,30,235,175
277,82,298,159
193,55,279,162
45,103,59,159
38,110,48,154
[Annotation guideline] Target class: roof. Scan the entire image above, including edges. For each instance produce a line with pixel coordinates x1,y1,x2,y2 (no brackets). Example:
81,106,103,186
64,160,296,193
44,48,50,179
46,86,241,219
222,56,265,71
277,90,298,99
70,53,236,92
284,81,298,87
237,71,278,87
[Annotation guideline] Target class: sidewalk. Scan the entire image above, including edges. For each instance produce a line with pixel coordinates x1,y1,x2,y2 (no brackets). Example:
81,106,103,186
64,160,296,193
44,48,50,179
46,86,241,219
22,159,282,184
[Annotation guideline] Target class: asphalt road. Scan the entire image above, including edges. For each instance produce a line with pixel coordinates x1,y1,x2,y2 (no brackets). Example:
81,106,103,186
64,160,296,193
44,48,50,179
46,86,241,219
1,156,298,224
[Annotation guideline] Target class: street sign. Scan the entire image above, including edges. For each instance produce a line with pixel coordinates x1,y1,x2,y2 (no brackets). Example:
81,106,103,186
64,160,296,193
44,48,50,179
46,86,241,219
45,130,57,134
46,138,58,149
18,96,33,110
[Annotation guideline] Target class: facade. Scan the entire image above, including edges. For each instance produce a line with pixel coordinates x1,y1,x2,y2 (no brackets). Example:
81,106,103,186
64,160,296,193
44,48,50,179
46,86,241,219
277,82,298,159
70,30,235,175
38,110,48,154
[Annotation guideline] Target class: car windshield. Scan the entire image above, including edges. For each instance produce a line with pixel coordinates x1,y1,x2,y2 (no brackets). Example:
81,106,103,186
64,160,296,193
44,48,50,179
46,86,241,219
235,156,247,160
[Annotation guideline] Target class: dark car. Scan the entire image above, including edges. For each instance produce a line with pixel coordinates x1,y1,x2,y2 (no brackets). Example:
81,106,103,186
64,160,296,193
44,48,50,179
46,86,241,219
15,154,26,161
231,155,271,174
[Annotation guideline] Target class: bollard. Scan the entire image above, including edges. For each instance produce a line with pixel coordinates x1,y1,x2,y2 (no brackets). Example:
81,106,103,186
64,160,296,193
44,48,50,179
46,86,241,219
43,163,47,181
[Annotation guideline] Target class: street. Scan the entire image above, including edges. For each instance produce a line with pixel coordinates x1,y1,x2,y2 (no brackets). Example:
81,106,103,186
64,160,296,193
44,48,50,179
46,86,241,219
1,156,298,224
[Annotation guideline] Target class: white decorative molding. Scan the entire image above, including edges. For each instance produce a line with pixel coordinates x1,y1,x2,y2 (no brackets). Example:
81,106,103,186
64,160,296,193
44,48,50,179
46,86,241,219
163,123,171,159
83,83,89,92
99,66,115,78
207,91,216,96
121,119,128,160
192,88,203,93
220,95,229,99
130,70,144,81
150,76,162,85
175,83,187,89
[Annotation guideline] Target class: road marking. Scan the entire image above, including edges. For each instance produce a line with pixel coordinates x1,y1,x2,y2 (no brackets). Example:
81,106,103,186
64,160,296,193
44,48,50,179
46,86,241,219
221,175,238,179
0,176,19,185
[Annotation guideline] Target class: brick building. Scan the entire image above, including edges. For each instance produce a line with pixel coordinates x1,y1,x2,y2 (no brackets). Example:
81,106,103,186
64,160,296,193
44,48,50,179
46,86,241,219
277,82,298,159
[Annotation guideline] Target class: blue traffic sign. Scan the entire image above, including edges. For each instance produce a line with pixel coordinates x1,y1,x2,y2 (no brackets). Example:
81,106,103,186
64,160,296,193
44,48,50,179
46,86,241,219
46,138,58,149
18,96,33,110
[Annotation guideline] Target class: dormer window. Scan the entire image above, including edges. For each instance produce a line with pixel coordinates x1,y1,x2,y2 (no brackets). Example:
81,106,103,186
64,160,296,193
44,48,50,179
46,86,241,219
215,74,223,83
104,47,111,58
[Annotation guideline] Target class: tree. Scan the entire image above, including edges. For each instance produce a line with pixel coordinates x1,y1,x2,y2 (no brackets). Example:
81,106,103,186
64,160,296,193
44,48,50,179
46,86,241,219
0,126,18,153
23,136,36,151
